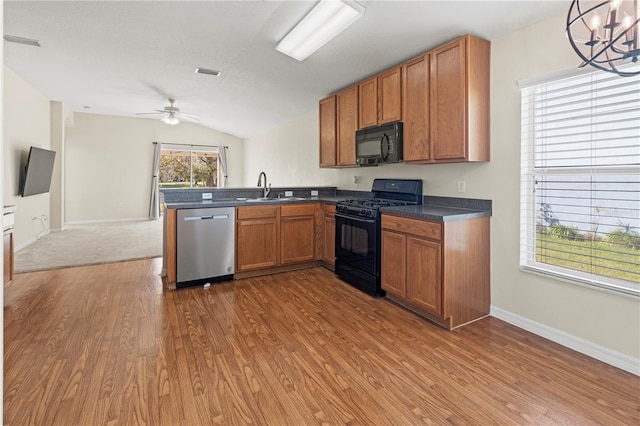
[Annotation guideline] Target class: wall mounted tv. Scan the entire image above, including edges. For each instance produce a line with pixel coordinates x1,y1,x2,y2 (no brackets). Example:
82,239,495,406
21,146,56,197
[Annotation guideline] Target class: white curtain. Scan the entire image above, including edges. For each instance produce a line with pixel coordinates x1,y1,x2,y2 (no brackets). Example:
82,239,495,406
149,141,162,219
219,145,229,188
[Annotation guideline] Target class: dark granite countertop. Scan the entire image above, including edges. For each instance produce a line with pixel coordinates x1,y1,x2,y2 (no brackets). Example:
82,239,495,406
380,205,491,222
164,194,491,222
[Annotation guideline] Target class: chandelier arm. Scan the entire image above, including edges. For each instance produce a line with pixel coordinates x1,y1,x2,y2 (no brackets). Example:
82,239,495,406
567,0,640,76
582,24,636,65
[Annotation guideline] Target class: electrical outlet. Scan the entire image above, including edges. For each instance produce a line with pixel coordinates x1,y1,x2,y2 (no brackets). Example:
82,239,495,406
353,176,359,184
202,193,213,200
311,190,319,197
285,191,293,197
457,181,466,193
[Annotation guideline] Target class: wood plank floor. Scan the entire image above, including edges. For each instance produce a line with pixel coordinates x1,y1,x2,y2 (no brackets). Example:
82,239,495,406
4,259,639,425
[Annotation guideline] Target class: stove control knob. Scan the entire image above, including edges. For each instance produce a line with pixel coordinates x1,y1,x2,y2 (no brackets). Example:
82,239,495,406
361,209,368,216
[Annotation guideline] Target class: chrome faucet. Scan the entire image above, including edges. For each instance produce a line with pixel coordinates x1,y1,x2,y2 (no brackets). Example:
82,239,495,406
257,171,271,198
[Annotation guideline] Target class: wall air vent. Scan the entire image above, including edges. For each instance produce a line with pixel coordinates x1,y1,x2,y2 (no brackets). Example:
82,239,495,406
4,34,41,47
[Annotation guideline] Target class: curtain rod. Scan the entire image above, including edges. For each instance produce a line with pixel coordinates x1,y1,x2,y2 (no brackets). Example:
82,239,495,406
152,141,228,149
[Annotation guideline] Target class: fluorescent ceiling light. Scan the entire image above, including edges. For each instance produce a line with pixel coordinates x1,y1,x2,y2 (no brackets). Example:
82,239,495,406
4,34,41,47
276,0,365,61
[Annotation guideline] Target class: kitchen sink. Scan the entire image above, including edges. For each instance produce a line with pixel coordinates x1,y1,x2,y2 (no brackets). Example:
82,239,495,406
245,197,307,202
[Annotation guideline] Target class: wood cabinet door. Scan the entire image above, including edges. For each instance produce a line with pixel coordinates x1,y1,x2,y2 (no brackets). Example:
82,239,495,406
402,54,430,162
381,230,406,298
431,37,467,161
319,95,337,167
378,67,402,124
236,218,279,271
358,77,378,129
336,85,358,166
322,213,336,267
281,216,315,264
406,236,442,315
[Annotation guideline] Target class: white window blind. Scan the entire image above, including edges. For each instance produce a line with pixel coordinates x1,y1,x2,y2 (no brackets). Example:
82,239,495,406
520,69,640,297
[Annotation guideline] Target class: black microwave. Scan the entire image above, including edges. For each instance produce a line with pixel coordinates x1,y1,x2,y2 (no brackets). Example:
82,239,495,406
355,121,403,166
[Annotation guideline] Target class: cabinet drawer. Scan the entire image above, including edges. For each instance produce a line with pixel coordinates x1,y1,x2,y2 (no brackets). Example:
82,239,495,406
237,205,279,220
281,204,316,217
382,215,442,241
322,204,336,216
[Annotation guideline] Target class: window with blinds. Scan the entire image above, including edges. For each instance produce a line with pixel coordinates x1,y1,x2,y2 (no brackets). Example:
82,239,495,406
520,69,640,297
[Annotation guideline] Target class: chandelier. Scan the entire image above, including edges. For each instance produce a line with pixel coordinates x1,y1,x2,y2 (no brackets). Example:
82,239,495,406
566,0,640,76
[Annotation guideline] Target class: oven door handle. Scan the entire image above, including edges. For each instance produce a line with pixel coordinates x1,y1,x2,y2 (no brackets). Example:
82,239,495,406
335,212,377,224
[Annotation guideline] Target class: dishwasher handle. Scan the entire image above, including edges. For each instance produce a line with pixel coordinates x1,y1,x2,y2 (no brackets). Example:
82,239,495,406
183,214,230,221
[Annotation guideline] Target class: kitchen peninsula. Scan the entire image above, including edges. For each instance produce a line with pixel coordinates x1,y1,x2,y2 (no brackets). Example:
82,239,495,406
162,186,492,330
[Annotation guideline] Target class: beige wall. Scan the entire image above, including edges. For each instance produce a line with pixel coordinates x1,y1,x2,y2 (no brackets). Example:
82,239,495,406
243,13,640,361
243,110,339,186
3,67,53,248
65,113,244,223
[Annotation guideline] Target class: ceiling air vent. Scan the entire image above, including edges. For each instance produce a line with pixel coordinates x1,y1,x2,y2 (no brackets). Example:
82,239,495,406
195,68,221,76
4,35,41,47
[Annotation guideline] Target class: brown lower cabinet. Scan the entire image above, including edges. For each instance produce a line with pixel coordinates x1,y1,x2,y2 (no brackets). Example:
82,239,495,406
321,204,336,268
381,213,490,329
236,205,280,272
236,204,319,273
281,204,316,264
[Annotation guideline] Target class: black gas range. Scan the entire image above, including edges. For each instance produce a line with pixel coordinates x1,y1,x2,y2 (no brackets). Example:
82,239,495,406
335,179,423,296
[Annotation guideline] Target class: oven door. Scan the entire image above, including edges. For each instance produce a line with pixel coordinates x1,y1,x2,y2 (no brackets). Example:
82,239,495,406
335,212,379,276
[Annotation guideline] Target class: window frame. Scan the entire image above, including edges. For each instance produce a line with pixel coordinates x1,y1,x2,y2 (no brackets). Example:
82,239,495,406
159,146,220,189
519,67,640,298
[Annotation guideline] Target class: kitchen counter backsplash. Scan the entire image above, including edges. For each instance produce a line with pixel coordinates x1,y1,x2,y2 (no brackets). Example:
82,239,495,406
422,195,492,215
336,189,373,198
161,186,337,203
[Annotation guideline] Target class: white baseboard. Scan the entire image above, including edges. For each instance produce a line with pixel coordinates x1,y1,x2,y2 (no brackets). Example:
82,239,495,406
491,305,640,376
65,217,151,225
15,229,51,252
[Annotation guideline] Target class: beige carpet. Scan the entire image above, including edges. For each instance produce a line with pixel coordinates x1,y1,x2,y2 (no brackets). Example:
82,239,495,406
15,219,163,273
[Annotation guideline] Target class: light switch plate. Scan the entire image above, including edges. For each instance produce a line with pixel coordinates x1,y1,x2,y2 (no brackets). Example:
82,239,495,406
202,193,213,200
285,191,293,197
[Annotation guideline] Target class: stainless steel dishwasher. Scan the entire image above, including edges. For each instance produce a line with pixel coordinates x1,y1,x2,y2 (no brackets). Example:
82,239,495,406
177,207,235,288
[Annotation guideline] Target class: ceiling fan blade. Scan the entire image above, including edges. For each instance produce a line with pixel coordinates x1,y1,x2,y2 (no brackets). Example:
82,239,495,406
176,112,199,118
136,112,165,116
179,115,200,123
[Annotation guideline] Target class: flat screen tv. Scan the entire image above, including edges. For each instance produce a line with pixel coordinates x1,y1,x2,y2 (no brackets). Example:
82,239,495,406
21,146,56,197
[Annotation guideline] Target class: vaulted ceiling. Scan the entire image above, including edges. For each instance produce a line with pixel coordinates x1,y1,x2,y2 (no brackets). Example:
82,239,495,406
4,1,568,138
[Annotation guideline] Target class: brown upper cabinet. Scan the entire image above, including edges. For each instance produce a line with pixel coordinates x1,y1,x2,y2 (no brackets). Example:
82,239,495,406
429,35,490,162
402,53,430,161
358,77,378,129
336,85,358,166
319,95,337,167
319,34,490,167
358,67,402,130
378,66,402,124
403,34,490,163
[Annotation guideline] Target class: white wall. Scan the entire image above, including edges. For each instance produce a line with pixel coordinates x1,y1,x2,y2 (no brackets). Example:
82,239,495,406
3,67,52,248
65,113,244,223
243,13,640,362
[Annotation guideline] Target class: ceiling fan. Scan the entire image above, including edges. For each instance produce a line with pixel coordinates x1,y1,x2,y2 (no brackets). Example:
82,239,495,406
136,98,199,125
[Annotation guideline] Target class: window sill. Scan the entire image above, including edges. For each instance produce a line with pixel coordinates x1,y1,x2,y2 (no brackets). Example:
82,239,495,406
520,265,640,299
